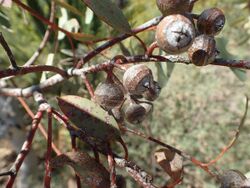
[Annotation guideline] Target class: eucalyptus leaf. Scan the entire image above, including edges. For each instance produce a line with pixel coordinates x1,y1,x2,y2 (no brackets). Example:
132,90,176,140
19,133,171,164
57,95,121,142
156,62,175,87
51,151,110,188
0,10,11,29
216,37,246,82
54,0,85,17
85,7,94,24
81,0,131,34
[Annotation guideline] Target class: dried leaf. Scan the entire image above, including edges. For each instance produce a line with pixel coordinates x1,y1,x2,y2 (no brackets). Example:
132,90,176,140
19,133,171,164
81,0,131,34
154,148,183,181
51,151,110,188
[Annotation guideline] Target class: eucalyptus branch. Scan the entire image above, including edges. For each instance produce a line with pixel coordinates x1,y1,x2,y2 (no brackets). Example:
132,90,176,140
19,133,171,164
76,16,163,68
5,110,43,188
2,54,250,98
0,65,67,79
115,157,157,188
24,0,56,66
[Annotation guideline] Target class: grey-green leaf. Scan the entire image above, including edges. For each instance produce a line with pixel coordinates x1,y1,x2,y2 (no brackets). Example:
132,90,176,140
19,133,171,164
156,62,175,87
57,95,121,142
81,0,131,34
51,151,110,188
216,37,246,82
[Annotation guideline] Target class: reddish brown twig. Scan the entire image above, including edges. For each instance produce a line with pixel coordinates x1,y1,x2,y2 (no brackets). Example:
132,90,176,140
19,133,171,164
123,127,217,178
3,55,250,98
146,41,158,56
200,96,249,167
24,0,56,66
76,16,163,68
6,110,44,188
81,73,95,98
16,97,61,155
0,65,67,79
44,108,53,188
107,144,117,188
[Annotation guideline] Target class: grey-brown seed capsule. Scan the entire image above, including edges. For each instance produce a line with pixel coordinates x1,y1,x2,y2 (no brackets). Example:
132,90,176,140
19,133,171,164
197,8,226,36
220,170,246,188
156,0,190,16
125,103,146,124
188,34,217,66
140,102,153,115
143,81,161,101
155,14,195,54
94,81,124,111
123,64,153,95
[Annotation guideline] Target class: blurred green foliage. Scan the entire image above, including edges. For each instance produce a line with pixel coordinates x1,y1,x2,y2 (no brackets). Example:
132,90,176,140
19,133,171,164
1,0,250,187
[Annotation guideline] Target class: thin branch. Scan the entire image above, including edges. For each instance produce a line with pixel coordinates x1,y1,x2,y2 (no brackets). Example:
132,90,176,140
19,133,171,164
6,110,44,188
81,74,95,98
76,16,163,68
201,96,249,166
123,127,217,178
2,55,250,97
0,32,19,69
115,157,157,188
24,0,56,66
11,0,90,41
0,171,14,177
44,108,53,188
16,97,61,155
0,65,67,79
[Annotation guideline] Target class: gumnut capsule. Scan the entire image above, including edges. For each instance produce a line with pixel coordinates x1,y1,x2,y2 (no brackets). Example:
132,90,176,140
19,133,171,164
188,34,217,66
124,103,147,124
156,0,191,16
197,8,226,36
156,14,196,54
143,81,161,101
140,102,153,115
94,78,124,111
123,64,153,95
220,170,246,188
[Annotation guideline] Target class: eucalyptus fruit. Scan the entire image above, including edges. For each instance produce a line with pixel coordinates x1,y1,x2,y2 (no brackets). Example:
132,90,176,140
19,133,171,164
143,81,161,101
155,14,196,54
94,78,124,111
220,170,246,188
197,8,226,36
124,103,147,124
188,34,217,66
123,64,153,95
156,0,190,16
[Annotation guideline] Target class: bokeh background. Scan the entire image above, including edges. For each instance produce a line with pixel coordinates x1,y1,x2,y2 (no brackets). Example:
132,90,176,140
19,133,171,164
1,0,250,187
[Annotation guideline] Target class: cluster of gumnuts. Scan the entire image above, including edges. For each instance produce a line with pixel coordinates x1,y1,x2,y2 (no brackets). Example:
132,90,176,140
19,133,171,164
156,0,225,66
94,64,160,124
94,0,226,125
